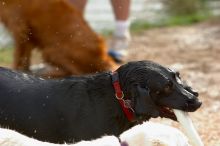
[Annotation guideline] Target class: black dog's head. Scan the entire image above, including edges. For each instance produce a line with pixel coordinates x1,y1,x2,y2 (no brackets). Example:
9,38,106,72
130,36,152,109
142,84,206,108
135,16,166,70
117,61,202,121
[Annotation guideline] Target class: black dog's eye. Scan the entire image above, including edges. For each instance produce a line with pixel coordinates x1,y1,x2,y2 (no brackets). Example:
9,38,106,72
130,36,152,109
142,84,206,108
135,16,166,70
154,90,162,96
155,90,160,95
164,81,173,93
164,85,171,93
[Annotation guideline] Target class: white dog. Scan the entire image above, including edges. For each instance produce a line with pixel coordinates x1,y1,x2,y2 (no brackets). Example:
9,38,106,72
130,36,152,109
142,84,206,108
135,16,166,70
0,122,190,146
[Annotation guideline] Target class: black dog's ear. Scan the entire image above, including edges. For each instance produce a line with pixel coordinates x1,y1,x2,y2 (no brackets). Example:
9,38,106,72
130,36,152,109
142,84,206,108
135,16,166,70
131,85,159,118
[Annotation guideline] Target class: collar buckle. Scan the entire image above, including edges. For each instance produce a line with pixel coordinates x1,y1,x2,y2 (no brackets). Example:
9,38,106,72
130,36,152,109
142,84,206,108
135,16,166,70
115,92,124,100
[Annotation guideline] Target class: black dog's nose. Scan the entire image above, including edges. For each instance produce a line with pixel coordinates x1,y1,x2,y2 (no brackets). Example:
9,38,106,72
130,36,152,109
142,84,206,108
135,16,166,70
197,101,202,108
194,101,202,109
187,99,202,112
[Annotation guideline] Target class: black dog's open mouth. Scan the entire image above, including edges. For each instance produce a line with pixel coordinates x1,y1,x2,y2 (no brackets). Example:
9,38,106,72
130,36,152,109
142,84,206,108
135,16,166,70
135,106,178,121
159,106,177,121
158,101,202,121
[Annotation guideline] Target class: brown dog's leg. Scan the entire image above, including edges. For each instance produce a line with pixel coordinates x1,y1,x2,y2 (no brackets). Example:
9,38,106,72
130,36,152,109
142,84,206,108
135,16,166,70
13,43,32,71
5,17,33,71
41,50,83,77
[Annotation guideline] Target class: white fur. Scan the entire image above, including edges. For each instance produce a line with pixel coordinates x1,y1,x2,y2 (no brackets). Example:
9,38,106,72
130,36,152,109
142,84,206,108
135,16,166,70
120,122,190,146
0,122,190,146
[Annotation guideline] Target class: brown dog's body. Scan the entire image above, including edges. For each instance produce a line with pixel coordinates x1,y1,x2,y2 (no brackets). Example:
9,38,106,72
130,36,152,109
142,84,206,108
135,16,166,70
0,0,117,77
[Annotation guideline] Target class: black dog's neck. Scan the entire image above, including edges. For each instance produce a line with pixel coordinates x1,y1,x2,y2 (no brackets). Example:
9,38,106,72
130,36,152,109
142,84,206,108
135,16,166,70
116,68,133,99
93,71,132,101
86,72,135,128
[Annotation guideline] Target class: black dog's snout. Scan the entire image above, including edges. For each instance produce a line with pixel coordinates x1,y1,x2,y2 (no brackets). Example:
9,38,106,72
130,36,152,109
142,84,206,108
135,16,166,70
186,98,202,112
184,86,199,97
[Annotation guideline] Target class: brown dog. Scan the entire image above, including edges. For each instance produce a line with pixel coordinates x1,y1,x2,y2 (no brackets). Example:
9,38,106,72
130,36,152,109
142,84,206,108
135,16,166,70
0,0,117,77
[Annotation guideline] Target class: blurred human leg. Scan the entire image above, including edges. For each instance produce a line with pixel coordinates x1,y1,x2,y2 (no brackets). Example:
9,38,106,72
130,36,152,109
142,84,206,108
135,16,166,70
69,0,131,63
109,0,131,63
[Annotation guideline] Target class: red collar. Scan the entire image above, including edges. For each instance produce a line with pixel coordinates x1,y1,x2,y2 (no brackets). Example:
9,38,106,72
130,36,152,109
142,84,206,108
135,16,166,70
111,71,135,122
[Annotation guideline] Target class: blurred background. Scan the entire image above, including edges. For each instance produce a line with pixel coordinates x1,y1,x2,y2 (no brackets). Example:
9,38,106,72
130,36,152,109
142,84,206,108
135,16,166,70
1,0,220,49
0,0,220,145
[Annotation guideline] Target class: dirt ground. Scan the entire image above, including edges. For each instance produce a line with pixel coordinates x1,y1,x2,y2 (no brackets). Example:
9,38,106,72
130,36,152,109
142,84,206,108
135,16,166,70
125,20,220,146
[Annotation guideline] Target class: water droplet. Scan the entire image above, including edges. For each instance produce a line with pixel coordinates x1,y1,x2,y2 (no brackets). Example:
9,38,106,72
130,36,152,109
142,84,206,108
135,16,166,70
39,77,45,80
34,129,37,133
23,73,30,80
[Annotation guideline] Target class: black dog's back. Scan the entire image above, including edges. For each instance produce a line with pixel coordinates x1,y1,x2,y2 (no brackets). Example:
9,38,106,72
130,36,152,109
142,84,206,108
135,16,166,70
0,67,59,140
0,67,84,142
0,67,122,143
0,67,49,100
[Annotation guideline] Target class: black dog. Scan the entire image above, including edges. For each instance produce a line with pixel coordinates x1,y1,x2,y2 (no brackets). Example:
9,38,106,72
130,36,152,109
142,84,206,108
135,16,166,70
0,60,202,143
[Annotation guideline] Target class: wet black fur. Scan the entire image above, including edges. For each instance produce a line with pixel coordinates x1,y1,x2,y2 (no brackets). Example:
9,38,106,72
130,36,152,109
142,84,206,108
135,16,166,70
0,60,201,143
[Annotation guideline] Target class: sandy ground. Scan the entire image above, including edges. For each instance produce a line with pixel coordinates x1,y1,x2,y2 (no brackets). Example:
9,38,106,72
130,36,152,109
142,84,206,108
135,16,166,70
125,20,220,146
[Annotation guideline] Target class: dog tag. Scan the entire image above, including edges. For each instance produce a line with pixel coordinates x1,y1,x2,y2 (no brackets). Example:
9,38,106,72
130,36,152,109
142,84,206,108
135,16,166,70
123,100,134,112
